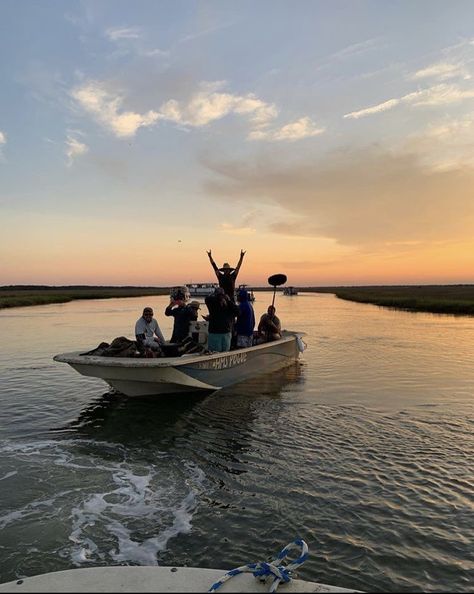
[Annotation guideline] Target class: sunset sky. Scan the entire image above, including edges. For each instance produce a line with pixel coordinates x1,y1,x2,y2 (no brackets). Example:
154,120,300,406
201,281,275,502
1,1,474,286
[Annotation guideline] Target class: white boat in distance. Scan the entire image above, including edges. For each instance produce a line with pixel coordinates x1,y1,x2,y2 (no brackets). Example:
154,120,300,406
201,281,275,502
283,286,298,296
187,282,218,297
236,284,255,301
54,331,306,397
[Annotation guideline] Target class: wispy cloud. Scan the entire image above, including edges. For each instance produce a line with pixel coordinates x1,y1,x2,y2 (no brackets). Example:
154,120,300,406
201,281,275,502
178,21,236,45
343,99,400,119
105,26,142,41
104,25,168,58
249,117,325,142
411,61,470,81
219,222,256,235
344,83,474,119
71,81,160,137
329,37,380,61
0,131,6,160
404,112,474,170
161,85,325,141
65,133,88,166
158,81,278,130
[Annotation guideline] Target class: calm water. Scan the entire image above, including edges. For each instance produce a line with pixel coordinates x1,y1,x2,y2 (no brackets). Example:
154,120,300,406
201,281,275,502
0,293,473,592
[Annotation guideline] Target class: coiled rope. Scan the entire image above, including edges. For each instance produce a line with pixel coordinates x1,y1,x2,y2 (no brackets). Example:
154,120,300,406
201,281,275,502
208,538,309,593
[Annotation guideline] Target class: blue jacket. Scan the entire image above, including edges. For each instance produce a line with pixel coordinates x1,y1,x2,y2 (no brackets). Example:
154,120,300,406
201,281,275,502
235,290,255,336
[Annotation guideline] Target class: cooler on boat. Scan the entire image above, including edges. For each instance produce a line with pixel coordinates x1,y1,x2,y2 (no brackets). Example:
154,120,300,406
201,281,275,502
188,320,209,347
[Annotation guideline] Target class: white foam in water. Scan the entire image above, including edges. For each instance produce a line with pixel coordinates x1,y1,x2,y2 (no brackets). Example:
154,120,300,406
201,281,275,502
0,438,208,567
67,458,206,566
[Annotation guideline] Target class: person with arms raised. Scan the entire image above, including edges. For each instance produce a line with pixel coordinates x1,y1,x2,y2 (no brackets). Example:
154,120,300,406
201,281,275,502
207,249,246,301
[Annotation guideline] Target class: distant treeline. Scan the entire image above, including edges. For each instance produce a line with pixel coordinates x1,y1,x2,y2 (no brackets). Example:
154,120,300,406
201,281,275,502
1,284,473,315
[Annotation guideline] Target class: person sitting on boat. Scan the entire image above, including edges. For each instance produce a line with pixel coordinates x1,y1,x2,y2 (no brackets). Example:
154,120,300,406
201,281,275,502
257,305,282,342
205,287,239,352
235,288,255,348
165,298,200,343
206,249,246,301
135,307,165,355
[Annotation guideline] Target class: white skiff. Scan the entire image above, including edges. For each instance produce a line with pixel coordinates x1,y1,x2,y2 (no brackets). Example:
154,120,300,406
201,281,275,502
54,330,306,397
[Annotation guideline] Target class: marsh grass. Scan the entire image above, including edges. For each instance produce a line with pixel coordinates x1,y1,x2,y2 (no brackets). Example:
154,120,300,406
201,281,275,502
325,285,474,315
2,284,474,315
0,286,170,309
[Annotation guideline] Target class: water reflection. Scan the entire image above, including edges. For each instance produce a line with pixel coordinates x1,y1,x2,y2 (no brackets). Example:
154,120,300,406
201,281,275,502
53,361,304,445
52,390,208,443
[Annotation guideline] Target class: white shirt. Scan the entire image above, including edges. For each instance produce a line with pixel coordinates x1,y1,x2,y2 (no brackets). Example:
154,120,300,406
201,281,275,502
135,317,165,343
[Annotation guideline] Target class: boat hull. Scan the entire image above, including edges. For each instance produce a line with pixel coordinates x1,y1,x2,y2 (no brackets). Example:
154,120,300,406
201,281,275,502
54,332,303,397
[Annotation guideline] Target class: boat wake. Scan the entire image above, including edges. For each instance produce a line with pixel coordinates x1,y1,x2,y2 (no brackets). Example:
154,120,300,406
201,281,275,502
0,438,207,568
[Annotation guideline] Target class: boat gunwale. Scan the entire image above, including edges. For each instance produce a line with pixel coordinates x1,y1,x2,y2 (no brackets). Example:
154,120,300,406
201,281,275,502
53,331,305,369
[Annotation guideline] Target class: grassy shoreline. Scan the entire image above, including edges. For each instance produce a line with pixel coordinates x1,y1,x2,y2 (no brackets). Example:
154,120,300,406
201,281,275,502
306,285,474,316
1,284,474,316
0,286,171,309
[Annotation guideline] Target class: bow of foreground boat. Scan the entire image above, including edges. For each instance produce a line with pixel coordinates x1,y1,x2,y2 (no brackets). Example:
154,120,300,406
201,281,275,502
0,566,359,593
0,540,360,593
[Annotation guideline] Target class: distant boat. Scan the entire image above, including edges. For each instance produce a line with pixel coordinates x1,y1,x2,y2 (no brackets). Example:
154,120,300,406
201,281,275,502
170,285,191,301
187,283,219,297
236,284,255,301
283,286,298,296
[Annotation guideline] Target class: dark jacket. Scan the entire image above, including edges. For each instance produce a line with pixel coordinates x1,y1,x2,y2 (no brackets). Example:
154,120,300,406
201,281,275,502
215,271,238,301
205,293,239,334
165,304,198,343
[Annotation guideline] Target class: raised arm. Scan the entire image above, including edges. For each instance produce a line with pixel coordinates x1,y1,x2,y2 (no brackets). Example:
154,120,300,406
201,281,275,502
206,249,219,275
234,249,246,276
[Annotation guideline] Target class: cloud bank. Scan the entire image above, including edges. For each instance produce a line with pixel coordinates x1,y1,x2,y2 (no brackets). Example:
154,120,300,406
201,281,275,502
203,146,474,249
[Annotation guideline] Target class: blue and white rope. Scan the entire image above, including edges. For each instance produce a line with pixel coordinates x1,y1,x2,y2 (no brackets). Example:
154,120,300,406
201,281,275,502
208,539,309,593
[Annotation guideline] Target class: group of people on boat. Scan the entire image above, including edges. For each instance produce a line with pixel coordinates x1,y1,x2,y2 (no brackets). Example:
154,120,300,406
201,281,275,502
135,250,282,357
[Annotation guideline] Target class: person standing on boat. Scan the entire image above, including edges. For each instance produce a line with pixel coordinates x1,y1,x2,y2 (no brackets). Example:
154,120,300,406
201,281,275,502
206,249,246,301
165,299,200,343
235,288,255,348
205,287,239,352
257,305,281,342
135,307,165,355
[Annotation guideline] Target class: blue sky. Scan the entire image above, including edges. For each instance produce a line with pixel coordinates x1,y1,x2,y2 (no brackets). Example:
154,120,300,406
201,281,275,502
1,1,474,285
